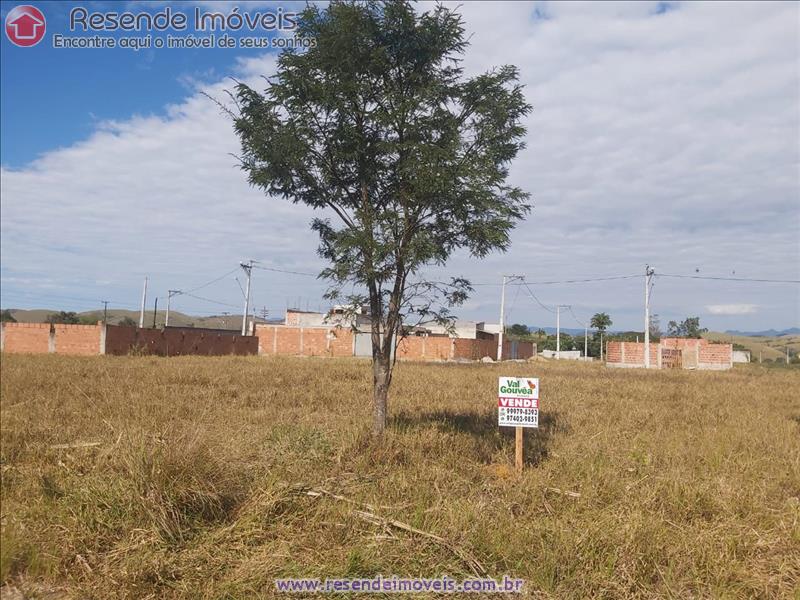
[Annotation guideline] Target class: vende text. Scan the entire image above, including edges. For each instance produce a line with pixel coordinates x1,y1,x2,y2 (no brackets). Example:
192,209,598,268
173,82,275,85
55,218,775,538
498,397,539,408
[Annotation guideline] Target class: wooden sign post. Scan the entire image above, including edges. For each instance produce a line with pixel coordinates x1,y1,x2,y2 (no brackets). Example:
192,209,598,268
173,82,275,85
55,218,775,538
498,376,539,474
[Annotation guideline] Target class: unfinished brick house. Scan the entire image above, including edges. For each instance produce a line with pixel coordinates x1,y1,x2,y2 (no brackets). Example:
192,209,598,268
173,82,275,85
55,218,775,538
253,309,535,361
606,337,733,370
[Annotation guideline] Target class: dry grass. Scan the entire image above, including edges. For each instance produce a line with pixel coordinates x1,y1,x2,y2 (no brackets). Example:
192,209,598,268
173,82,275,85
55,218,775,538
1,354,798,598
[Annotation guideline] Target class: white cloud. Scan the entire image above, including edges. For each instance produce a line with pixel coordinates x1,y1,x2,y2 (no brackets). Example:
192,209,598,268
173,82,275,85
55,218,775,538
706,304,758,315
1,1,798,330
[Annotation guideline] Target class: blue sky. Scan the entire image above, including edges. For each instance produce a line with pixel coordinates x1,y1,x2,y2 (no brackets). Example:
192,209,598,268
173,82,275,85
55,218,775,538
1,1,798,331
1,1,291,167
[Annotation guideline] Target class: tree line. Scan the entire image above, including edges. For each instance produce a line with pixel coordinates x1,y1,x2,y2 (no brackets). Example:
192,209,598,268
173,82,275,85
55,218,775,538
505,313,710,357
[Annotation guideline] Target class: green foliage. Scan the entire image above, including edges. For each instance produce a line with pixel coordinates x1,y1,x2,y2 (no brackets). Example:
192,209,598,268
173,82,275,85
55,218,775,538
590,312,612,333
118,317,137,327
507,323,530,338
232,0,530,430
46,311,80,325
0,309,17,323
667,317,707,338
539,333,576,352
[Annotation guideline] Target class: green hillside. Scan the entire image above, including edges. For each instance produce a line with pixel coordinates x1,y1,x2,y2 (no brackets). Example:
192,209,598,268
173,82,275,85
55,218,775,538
3,308,270,331
703,331,799,362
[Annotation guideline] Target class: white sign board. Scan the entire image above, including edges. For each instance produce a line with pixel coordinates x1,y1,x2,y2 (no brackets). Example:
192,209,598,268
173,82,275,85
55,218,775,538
498,376,539,428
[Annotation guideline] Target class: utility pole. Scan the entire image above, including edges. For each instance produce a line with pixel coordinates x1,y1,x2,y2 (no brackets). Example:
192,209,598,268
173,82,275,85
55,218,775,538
102,300,109,324
555,305,570,359
165,290,180,327
584,326,588,360
240,260,254,335
497,275,522,361
152,297,158,329
644,265,655,368
139,276,148,328
556,305,561,359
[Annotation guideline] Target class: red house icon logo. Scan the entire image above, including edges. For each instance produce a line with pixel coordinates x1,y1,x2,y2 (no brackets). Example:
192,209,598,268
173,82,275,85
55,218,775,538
5,5,46,47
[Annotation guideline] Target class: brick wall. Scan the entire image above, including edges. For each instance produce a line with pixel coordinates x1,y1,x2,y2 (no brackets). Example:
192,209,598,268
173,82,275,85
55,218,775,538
1,322,102,355
254,325,355,358
606,339,731,370
52,324,102,355
396,336,453,360
699,343,733,367
104,326,258,356
253,325,534,361
1,322,52,354
606,341,622,363
605,341,658,367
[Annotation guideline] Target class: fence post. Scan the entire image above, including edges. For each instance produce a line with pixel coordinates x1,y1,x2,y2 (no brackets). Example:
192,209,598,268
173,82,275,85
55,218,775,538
99,322,106,355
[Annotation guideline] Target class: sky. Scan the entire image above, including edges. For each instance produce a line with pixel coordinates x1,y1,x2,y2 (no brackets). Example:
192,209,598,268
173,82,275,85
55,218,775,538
1,0,798,332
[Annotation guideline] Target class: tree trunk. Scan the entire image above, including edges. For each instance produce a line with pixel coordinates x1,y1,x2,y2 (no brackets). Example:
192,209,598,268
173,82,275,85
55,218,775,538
372,354,390,435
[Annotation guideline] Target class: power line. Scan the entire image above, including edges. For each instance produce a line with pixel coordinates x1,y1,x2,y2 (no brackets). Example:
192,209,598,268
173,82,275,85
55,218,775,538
178,291,241,309
253,265,318,277
521,281,556,313
567,305,586,328
471,274,641,286
657,273,800,284
182,267,240,294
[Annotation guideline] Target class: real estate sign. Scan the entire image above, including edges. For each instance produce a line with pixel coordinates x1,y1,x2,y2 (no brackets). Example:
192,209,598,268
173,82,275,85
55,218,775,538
498,377,539,428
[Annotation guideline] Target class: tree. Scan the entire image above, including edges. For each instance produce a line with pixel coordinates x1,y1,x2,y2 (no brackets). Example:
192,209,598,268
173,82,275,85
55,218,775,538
590,312,612,333
649,313,662,340
0,309,17,323
667,316,707,338
508,323,530,338
232,1,531,435
118,316,137,327
46,311,80,325
590,312,612,361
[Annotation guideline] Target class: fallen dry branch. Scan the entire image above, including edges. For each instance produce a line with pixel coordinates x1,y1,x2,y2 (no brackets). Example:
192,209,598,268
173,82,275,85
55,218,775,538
625,475,650,491
49,442,102,450
302,487,487,577
544,487,581,498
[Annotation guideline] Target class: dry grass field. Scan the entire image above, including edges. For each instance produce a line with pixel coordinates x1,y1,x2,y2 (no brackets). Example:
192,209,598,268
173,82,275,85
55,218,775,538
1,355,798,598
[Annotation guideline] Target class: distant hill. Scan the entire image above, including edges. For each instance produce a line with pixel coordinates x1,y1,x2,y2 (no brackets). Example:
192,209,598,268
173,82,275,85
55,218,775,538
704,331,799,361
2,308,275,331
724,327,800,337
